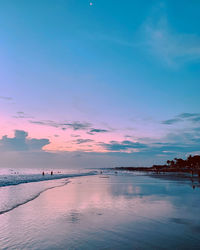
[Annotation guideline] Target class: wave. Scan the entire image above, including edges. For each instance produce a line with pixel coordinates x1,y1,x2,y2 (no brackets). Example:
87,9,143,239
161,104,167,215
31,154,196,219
0,171,97,188
0,180,70,215
0,171,98,216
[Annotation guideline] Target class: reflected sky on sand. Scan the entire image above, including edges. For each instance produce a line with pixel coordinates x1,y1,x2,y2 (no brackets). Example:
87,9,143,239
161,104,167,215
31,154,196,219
0,174,200,249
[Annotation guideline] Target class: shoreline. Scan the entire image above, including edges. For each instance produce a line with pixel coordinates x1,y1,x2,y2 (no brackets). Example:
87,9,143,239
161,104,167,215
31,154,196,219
113,166,200,175
0,170,97,188
1,174,200,249
112,168,200,189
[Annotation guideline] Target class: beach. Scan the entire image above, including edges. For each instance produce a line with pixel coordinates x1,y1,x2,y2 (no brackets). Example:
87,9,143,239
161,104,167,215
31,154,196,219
0,172,200,249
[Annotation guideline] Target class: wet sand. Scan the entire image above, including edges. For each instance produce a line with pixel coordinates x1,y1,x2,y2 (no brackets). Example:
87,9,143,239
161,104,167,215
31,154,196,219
0,173,200,249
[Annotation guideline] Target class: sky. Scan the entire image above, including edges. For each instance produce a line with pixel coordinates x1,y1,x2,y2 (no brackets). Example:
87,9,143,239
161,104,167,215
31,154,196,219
0,0,200,168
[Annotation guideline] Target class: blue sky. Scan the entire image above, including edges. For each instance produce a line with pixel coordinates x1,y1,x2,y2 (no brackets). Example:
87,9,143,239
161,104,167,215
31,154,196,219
0,0,200,168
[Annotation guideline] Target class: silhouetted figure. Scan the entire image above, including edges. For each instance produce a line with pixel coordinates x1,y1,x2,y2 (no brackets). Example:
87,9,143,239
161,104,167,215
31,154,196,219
42,171,45,176
51,171,53,175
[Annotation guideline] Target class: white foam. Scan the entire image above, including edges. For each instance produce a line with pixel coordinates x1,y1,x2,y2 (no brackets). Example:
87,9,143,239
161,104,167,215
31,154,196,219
0,169,97,215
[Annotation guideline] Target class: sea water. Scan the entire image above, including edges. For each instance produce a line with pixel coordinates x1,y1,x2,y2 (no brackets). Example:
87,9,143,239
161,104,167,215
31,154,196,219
0,168,97,215
0,171,200,249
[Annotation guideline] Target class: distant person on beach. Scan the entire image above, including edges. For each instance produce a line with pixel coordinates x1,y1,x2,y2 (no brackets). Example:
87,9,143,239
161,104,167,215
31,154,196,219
42,172,45,176
51,171,53,175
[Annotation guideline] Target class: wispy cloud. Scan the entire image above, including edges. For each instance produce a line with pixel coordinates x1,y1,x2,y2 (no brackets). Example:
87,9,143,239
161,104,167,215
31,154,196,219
13,111,34,119
29,120,60,128
29,119,111,135
0,96,12,101
177,113,200,119
100,140,147,152
162,118,181,125
87,128,109,135
86,4,200,68
144,15,200,66
90,128,109,133
29,120,92,131
75,139,94,144
71,134,81,138
61,122,91,131
162,113,200,125
191,116,200,123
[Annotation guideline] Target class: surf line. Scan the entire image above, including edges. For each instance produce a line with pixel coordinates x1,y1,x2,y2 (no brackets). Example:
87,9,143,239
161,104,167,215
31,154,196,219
0,180,70,216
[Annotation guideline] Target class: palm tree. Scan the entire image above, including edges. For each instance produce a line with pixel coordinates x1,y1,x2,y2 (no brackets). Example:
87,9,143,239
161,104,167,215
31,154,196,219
166,160,171,166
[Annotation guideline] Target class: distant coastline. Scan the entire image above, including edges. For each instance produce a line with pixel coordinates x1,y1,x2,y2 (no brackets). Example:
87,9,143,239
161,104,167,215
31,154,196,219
114,155,200,176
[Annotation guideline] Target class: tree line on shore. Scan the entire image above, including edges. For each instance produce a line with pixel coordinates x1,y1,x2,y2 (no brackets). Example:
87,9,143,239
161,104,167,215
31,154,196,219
152,155,200,173
115,155,200,174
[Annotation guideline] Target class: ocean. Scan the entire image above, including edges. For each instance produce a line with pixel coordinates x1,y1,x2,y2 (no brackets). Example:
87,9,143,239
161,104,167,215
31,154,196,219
0,169,200,249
